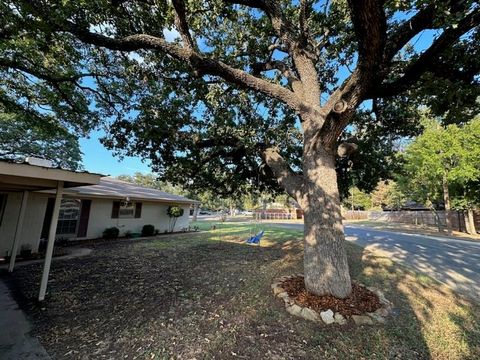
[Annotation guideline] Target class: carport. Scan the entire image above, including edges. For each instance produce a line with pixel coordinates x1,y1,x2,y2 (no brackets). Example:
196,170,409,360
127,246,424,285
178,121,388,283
0,160,101,300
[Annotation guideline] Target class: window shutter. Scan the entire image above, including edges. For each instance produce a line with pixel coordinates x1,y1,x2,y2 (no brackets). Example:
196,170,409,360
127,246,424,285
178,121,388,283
134,202,142,218
77,200,92,237
41,198,55,239
111,201,120,218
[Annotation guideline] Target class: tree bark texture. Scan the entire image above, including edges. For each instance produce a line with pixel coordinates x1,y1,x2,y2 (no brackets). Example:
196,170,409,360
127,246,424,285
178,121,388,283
300,139,352,298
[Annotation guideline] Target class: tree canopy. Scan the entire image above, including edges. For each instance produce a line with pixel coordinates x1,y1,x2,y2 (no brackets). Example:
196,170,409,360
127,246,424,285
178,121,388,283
0,111,82,169
1,0,478,196
117,172,189,196
341,186,372,210
399,115,480,209
370,180,406,210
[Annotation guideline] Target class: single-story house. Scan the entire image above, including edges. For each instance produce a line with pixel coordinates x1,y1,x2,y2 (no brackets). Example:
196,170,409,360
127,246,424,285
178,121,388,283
1,176,199,257
44,177,199,239
0,158,199,301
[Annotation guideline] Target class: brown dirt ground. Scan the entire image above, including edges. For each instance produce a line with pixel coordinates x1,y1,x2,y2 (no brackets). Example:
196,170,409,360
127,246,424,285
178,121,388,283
2,225,479,360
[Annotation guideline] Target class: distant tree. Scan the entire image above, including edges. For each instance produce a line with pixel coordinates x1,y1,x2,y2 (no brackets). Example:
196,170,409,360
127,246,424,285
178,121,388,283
400,115,480,233
117,172,189,196
0,111,82,170
242,194,260,211
342,187,372,211
195,191,235,212
370,181,406,210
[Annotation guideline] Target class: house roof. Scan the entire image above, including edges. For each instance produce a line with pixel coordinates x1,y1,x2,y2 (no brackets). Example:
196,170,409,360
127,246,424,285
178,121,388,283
44,177,200,204
0,159,102,191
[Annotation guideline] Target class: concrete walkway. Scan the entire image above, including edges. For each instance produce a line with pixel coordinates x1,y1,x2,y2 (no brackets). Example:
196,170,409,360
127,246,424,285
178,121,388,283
0,247,93,359
0,281,50,359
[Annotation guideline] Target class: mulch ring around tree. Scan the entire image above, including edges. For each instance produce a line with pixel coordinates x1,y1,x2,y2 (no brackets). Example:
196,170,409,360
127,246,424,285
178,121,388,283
282,276,381,317
272,275,392,325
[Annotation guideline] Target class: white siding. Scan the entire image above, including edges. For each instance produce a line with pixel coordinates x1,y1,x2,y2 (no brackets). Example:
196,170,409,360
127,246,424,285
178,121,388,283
84,199,191,239
0,192,47,256
0,193,192,256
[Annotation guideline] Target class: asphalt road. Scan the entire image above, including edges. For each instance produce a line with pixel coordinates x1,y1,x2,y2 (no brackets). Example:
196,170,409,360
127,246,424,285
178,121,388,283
268,222,480,301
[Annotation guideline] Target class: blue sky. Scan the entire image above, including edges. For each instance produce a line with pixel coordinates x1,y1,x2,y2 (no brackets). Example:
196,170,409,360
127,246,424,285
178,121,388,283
80,131,151,176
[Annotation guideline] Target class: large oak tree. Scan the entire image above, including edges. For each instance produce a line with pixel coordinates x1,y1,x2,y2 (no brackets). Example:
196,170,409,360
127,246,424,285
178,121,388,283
2,0,479,298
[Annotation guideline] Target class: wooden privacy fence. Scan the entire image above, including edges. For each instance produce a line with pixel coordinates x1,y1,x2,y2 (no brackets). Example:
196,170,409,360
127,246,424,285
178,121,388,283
343,210,477,233
253,208,304,220
342,210,369,220
368,210,468,231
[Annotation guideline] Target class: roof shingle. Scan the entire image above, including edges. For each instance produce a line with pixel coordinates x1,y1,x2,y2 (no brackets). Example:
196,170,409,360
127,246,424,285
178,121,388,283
44,177,199,204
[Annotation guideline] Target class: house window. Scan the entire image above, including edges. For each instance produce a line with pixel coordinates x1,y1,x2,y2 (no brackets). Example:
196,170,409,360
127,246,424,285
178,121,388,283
112,201,142,218
119,201,135,218
0,193,7,227
56,199,81,234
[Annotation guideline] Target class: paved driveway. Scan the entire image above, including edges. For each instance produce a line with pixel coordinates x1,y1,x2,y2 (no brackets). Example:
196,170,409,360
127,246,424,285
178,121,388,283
269,222,480,302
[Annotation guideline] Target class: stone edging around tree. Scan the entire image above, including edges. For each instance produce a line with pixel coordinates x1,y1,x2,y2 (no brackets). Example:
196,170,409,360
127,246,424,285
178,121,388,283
271,275,392,325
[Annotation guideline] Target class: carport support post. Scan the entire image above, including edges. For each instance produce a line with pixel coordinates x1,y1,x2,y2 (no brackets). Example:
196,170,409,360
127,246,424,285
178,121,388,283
38,181,64,301
8,190,29,272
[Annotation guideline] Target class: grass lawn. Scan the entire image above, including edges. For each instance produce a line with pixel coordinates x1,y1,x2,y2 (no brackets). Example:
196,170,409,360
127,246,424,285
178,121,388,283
5,221,480,359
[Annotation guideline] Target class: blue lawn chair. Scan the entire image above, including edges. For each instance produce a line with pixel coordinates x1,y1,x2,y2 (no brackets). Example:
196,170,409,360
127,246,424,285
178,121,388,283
246,230,264,245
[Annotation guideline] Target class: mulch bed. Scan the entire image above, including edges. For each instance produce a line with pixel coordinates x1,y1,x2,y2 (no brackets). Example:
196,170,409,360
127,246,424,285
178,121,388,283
281,276,381,317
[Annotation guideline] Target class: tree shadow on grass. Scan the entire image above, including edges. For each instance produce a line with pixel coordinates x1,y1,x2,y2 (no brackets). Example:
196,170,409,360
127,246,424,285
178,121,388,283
3,229,479,359
348,242,480,360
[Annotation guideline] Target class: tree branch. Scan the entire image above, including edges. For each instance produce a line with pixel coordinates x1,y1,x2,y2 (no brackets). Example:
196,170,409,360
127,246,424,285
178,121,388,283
299,0,312,37
55,21,303,111
426,59,480,84
347,0,387,85
171,0,196,51
383,4,436,62
261,147,303,199
313,0,387,146
371,7,480,98
223,0,267,11
226,0,321,106
383,1,469,63
252,59,299,81
0,58,96,83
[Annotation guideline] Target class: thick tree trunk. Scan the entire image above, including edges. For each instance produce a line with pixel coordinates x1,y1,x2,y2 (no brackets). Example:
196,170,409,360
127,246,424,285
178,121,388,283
464,211,472,234
467,209,477,235
442,172,453,235
431,207,443,232
301,146,352,299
